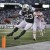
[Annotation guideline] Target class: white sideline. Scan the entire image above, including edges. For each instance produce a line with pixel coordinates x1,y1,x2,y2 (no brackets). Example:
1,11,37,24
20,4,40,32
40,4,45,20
0,41,50,50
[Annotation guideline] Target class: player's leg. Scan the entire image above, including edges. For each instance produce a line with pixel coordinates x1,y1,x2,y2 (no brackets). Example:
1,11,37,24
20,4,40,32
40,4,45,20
42,27,46,34
33,23,37,40
39,23,44,36
7,27,19,36
42,23,46,34
14,22,32,40
7,20,26,36
39,29,44,36
39,21,46,36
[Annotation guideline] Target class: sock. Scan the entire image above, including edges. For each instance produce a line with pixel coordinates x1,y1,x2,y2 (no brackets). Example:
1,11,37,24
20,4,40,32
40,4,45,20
11,27,18,34
41,32,43,36
43,29,45,34
17,30,26,38
33,31,36,40
40,30,43,36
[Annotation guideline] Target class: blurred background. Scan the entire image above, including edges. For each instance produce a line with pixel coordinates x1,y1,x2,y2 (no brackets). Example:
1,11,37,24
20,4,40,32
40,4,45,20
0,0,50,47
0,0,50,28
0,0,50,4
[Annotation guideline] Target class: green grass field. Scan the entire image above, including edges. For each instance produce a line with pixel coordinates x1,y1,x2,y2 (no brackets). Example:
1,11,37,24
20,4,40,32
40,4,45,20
0,28,50,47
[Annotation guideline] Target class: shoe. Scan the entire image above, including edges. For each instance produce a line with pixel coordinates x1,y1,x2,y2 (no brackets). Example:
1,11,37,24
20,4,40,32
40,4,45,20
14,36,19,40
33,38,36,41
7,33,13,37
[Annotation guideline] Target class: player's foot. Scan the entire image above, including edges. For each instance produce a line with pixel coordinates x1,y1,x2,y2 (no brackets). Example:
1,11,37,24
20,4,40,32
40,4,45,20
7,33,13,37
14,36,20,40
33,38,36,41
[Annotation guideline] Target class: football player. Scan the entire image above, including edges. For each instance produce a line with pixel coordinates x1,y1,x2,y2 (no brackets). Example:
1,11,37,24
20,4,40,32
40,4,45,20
33,10,46,40
7,4,35,40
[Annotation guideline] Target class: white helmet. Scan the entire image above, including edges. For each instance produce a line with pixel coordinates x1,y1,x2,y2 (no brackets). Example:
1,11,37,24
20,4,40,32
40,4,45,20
22,4,29,11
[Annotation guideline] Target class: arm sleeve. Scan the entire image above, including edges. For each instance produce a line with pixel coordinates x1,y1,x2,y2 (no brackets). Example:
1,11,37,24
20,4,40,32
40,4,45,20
19,10,22,15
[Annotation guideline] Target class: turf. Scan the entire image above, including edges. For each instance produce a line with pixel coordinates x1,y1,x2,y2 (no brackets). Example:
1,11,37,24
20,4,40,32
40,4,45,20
0,28,50,47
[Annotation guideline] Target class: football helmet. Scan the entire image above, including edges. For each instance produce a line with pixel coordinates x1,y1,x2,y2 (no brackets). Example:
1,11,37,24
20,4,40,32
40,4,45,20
22,4,29,11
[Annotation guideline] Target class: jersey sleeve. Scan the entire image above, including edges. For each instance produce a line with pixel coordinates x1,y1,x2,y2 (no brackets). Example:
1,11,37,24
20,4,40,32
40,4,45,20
19,10,22,15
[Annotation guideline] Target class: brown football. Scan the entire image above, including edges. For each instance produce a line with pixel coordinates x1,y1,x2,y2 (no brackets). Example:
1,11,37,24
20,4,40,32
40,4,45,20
4,18,10,23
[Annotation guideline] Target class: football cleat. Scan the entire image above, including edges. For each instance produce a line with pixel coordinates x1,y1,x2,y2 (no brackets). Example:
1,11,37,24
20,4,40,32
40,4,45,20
14,36,20,40
33,38,36,41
